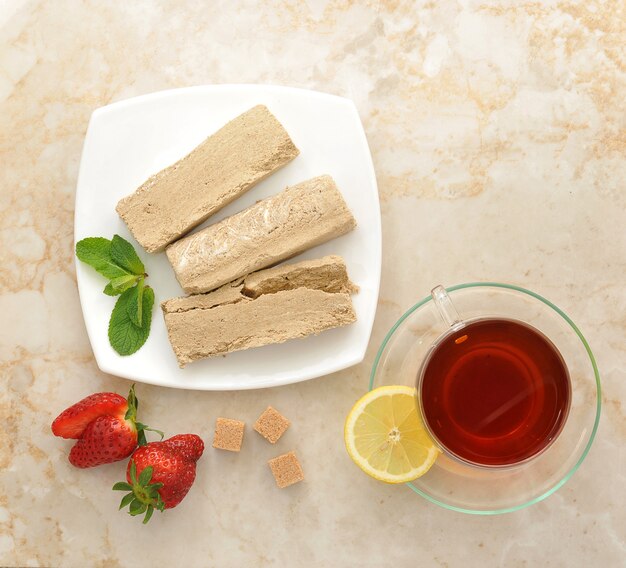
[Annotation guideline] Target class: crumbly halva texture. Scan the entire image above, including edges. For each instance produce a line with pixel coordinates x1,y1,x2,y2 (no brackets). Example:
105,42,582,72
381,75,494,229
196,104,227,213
161,256,357,367
161,281,246,313
161,255,358,366
116,105,299,253
212,417,245,452
160,255,356,314
166,175,356,294
243,255,358,298
268,451,304,488
163,288,356,367
254,406,291,444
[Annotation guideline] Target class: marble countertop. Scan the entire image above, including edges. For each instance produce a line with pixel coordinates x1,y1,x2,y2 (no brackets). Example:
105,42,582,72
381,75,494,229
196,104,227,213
1,1,624,566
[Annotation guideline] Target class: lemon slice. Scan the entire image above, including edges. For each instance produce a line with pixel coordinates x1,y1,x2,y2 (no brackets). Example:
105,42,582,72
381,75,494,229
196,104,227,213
344,385,439,483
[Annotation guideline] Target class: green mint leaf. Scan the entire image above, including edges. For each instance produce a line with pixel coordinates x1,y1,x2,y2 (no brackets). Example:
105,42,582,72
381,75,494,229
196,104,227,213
110,234,145,276
103,282,121,296
126,278,144,327
111,274,139,290
108,286,155,356
111,274,140,294
76,237,130,280
142,286,155,319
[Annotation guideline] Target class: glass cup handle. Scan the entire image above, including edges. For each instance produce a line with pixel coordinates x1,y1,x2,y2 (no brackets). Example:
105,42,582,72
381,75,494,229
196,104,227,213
431,285,462,328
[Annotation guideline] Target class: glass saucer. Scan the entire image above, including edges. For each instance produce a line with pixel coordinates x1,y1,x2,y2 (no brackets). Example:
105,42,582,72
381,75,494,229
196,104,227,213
369,283,601,515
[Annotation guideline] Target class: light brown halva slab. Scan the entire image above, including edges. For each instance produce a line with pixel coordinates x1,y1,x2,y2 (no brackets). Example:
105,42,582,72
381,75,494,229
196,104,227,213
165,175,356,294
242,255,358,298
116,105,299,252
160,282,246,313
163,287,356,367
161,254,357,367
160,254,356,314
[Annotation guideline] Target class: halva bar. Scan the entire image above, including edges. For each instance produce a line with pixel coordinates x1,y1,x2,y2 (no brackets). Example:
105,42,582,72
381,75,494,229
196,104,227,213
116,105,299,252
161,255,357,367
166,175,356,294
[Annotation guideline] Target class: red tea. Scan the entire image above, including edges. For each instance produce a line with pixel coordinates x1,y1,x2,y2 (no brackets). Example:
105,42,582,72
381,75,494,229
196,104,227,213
419,318,570,466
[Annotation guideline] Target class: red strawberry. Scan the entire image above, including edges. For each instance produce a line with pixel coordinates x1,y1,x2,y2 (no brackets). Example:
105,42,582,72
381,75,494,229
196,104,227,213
68,415,138,468
52,385,162,468
52,392,127,439
114,434,204,523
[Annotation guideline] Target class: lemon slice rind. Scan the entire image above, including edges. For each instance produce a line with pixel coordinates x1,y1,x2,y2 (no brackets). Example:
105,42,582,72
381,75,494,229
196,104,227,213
344,385,439,484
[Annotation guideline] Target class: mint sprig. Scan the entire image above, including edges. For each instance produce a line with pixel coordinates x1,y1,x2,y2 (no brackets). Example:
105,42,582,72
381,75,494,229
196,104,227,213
110,234,145,276
76,235,154,356
76,238,130,280
108,286,154,355
105,274,140,296
126,277,145,327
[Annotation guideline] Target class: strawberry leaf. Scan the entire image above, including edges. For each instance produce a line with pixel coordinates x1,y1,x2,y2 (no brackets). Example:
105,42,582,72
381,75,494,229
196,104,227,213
138,466,153,486
155,494,166,512
129,499,147,516
125,384,139,420
118,493,135,510
135,422,164,446
123,386,163,447
143,505,154,524
115,451,166,524
149,482,164,493
137,429,147,447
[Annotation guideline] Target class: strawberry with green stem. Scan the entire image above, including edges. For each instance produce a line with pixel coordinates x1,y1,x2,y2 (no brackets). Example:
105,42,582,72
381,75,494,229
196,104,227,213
114,434,204,524
51,385,162,468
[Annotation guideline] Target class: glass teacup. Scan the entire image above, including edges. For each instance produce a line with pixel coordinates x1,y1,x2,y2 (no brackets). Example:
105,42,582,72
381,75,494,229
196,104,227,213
416,286,571,469
370,283,600,514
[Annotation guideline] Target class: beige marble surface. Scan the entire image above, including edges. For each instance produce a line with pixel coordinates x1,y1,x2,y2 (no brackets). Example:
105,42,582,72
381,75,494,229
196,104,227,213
1,1,625,566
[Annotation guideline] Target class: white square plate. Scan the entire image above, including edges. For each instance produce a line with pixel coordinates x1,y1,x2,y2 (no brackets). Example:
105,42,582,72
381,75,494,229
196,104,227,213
75,85,381,390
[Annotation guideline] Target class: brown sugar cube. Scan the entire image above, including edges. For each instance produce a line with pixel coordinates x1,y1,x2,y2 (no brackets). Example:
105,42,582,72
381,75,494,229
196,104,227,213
254,406,291,444
212,418,245,452
268,451,304,488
